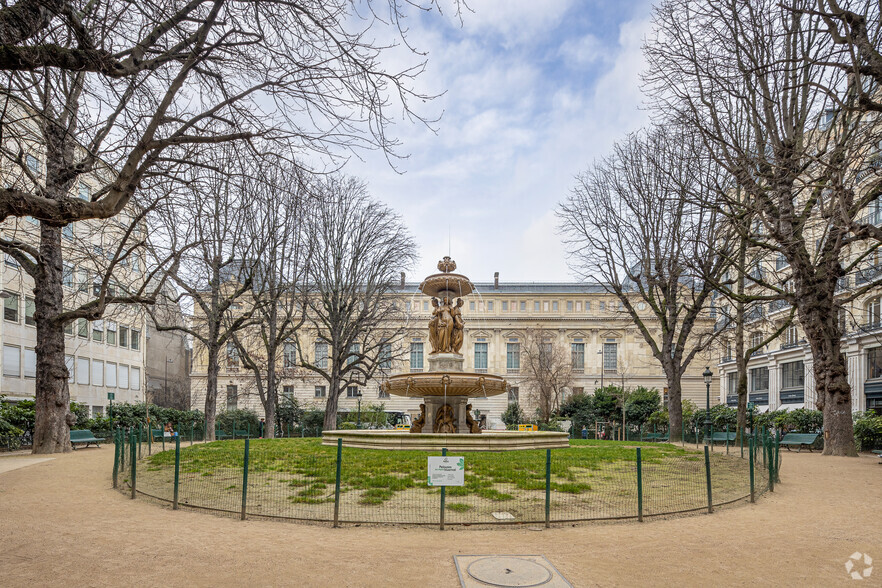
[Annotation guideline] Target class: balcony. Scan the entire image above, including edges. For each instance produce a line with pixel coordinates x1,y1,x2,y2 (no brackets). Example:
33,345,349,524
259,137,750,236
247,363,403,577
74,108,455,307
856,155,882,182
768,299,789,313
836,275,850,291
855,264,882,286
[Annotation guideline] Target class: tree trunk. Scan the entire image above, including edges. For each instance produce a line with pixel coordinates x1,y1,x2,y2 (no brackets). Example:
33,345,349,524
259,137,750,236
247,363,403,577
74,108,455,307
735,297,747,444
31,225,74,454
264,362,276,439
798,289,857,456
204,344,219,441
667,373,682,441
323,373,340,431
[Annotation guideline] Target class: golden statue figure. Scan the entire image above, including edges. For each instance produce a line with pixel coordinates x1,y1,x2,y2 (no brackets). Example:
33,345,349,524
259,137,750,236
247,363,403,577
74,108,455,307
451,298,464,354
434,404,456,434
428,296,455,354
465,403,481,434
410,403,426,433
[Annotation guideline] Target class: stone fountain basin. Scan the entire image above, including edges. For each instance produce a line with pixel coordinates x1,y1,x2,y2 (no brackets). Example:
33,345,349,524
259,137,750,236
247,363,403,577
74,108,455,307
381,372,508,397
322,430,570,451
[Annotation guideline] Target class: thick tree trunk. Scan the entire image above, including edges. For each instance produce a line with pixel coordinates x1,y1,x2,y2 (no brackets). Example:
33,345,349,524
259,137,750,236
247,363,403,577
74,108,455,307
32,225,74,454
264,362,276,439
323,374,340,431
798,290,857,456
204,345,219,441
667,373,683,441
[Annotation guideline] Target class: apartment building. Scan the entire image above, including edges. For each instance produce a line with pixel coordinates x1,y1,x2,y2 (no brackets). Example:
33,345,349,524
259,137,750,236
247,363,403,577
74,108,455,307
190,280,718,428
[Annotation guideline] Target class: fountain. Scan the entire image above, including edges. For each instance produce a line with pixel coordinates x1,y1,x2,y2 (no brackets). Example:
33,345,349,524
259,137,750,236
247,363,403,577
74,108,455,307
322,256,569,451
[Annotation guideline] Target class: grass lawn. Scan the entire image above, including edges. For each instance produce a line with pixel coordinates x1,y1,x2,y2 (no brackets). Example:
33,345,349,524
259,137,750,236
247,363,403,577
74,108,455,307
132,438,756,524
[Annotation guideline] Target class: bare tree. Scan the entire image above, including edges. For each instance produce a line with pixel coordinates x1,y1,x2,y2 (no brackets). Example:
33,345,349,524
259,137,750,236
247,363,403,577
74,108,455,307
0,0,459,453
519,328,573,424
559,125,728,440
296,177,416,431
229,161,310,438
150,153,266,441
645,0,882,455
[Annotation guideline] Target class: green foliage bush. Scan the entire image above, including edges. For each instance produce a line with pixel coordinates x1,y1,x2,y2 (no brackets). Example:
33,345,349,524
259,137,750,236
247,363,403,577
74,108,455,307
216,409,259,434
853,412,882,451
501,402,525,429
624,387,661,429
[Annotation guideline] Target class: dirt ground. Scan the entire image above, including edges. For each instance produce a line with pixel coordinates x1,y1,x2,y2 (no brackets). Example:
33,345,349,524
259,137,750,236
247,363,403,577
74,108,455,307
0,448,879,587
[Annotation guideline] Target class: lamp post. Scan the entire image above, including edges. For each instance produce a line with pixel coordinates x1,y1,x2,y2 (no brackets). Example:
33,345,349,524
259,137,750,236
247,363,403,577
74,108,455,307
597,349,604,389
703,366,713,445
355,390,363,428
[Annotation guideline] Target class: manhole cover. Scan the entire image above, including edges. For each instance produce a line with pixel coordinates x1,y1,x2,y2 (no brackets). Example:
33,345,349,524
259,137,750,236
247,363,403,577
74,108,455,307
454,555,572,588
466,557,553,587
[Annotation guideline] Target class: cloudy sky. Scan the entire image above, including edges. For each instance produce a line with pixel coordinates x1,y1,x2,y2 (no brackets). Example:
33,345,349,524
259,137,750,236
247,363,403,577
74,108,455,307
346,0,653,284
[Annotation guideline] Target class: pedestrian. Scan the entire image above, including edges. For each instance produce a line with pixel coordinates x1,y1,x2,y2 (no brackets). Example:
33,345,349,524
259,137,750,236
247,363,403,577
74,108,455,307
259,418,265,438
581,425,588,440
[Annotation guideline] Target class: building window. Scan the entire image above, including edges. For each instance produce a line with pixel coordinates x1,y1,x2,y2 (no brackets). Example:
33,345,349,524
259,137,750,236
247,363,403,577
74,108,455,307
131,329,140,351
520,301,526,311
62,264,74,288
603,342,617,372
226,385,238,410
508,386,519,403
534,301,540,312
3,292,18,322
506,341,520,372
26,154,40,176
76,357,89,385
105,362,117,388
410,341,424,371
571,343,585,371
226,341,239,369
379,342,392,370
23,348,36,379
76,268,89,292
727,371,738,395
750,331,763,350
314,385,326,398
599,301,606,311
119,326,128,347
346,386,359,398
78,318,88,338
487,301,494,311
131,367,140,390
92,320,104,342
784,325,799,347
106,322,116,345
64,319,73,335
347,343,360,366
66,355,75,383
24,296,35,326
781,360,804,389
423,300,429,312
585,301,591,311
868,347,882,379
474,342,488,371
283,385,294,398
315,341,328,369
119,365,129,389
378,386,390,398
283,341,297,368
92,359,104,386
749,367,769,392
78,181,90,201
470,300,476,311
552,301,558,312
868,296,882,327
502,301,508,311
62,224,73,240
0,346,18,380
567,300,573,312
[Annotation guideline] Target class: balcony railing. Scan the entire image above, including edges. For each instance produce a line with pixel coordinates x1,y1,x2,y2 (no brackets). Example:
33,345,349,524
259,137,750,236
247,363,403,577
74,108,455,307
855,264,882,285
856,155,882,182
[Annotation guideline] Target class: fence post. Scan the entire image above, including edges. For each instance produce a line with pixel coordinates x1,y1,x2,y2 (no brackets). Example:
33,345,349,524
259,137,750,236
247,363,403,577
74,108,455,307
240,438,250,520
636,447,643,522
173,435,181,510
130,430,137,500
138,423,142,459
740,427,744,459
767,438,775,492
190,423,194,446
162,429,165,452
112,429,120,489
440,447,447,531
333,438,342,528
749,437,755,503
775,429,781,484
544,449,551,529
120,428,126,469
725,424,729,454
704,445,713,514
148,418,152,456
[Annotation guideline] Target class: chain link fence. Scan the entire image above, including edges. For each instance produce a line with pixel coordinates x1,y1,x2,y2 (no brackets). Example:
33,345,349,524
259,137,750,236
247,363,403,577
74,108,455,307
112,431,781,528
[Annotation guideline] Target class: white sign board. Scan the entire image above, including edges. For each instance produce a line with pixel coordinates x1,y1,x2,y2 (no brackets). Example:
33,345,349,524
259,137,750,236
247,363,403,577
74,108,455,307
427,455,465,487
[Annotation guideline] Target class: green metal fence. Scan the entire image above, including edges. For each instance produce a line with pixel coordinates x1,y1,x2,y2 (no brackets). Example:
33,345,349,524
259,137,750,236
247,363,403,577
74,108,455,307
115,430,780,528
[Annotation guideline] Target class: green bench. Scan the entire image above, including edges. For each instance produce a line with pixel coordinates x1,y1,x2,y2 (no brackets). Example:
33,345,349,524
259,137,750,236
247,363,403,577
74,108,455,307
780,432,820,452
708,432,737,445
643,432,669,442
214,429,249,440
872,449,881,463
215,429,231,440
656,433,670,442
152,429,178,442
70,429,104,449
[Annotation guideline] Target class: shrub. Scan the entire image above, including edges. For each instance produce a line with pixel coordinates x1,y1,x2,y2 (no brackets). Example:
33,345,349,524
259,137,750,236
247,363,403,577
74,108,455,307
501,403,525,429
624,387,661,429
216,409,260,435
853,412,882,451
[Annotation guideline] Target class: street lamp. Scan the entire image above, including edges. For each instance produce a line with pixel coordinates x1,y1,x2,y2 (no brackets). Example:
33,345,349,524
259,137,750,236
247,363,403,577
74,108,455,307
355,390,363,428
703,366,713,445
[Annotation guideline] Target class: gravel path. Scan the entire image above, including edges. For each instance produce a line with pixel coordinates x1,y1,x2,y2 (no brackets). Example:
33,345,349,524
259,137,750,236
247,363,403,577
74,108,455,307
0,447,879,587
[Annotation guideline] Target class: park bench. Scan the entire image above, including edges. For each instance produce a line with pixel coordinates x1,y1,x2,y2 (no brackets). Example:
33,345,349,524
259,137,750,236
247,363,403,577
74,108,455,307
215,429,232,440
70,429,104,449
232,429,250,439
656,433,670,442
151,429,177,442
780,432,820,452
642,432,661,441
872,449,881,463
709,432,737,445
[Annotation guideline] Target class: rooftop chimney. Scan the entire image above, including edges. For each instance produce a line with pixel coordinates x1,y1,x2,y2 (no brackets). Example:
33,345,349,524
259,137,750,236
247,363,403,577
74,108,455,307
400,271,406,288
494,272,499,289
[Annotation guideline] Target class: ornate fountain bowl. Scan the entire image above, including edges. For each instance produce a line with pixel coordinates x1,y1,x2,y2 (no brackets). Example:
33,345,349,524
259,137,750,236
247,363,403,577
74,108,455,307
381,372,508,397
419,272,474,299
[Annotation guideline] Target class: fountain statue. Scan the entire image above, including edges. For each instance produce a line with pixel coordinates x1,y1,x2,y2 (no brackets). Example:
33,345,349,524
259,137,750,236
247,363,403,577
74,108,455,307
323,255,569,451
380,256,508,434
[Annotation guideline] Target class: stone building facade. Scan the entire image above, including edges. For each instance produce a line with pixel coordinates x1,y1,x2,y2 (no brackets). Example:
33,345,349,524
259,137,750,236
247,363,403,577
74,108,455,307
190,280,719,429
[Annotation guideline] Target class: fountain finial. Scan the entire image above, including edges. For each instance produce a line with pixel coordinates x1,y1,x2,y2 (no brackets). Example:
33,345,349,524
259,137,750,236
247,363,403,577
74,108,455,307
437,256,456,273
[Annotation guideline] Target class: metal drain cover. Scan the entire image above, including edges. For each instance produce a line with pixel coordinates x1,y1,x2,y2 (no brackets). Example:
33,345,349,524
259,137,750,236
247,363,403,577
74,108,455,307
454,555,572,588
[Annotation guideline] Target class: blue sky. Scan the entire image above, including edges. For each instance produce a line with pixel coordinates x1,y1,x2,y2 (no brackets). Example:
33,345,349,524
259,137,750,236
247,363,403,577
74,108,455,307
346,0,653,283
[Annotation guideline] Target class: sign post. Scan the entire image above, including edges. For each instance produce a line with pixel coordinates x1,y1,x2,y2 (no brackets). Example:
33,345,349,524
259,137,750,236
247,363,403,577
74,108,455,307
428,452,464,531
